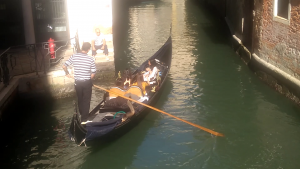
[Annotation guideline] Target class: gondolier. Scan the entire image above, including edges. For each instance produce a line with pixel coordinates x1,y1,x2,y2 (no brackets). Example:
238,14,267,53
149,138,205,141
62,42,96,124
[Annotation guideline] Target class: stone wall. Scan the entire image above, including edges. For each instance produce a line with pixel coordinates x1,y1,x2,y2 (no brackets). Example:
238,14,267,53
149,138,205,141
225,0,244,39
197,0,249,47
197,0,300,105
18,69,116,99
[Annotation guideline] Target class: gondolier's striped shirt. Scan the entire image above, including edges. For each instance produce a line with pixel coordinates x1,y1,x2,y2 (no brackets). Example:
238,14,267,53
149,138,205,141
64,53,96,80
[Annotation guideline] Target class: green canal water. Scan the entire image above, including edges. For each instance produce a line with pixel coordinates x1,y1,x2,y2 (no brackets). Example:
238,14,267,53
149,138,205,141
1,0,300,168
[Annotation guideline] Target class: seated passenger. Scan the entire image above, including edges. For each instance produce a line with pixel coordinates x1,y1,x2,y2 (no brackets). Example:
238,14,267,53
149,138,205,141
144,59,156,70
143,60,158,84
92,28,109,60
132,60,160,96
142,66,151,82
131,71,149,96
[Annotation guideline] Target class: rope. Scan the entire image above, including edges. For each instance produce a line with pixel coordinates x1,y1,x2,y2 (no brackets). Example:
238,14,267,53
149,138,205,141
113,111,126,119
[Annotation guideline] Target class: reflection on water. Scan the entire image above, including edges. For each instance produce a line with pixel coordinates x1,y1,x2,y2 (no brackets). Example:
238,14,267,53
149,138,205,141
81,78,173,169
2,0,300,168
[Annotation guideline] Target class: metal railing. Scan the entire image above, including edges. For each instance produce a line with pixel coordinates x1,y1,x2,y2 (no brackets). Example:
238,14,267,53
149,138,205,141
0,32,80,86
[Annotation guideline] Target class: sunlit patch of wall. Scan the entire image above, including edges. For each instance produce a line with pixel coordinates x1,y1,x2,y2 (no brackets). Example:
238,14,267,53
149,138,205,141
66,0,113,44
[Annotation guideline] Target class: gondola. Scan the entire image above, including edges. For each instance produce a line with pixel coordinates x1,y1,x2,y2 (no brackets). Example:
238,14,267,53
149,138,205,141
69,36,172,146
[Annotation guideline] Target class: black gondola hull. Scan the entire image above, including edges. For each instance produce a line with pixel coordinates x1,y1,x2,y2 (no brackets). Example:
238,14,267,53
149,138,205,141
69,36,172,145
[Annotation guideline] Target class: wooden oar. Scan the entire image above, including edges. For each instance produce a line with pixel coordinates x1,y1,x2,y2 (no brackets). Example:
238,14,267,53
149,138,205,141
93,84,224,137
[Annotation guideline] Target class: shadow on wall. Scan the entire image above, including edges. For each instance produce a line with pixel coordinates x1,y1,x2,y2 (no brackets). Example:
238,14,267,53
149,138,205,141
186,0,232,45
112,0,132,75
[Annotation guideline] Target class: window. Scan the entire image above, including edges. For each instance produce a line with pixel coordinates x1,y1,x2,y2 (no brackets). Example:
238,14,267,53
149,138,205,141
51,0,66,19
34,0,67,33
277,0,289,19
274,0,291,24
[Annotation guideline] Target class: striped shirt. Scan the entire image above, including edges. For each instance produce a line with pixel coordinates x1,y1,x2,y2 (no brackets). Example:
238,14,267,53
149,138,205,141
64,53,96,80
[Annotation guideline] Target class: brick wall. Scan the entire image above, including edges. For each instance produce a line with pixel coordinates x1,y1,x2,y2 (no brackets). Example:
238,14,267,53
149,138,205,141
198,0,300,103
255,0,300,79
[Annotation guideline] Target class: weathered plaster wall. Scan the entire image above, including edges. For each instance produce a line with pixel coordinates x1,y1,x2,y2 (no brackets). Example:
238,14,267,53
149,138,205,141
253,0,263,55
256,0,300,79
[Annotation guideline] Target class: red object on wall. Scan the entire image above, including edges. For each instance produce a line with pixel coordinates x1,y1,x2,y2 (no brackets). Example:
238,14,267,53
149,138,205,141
48,38,55,59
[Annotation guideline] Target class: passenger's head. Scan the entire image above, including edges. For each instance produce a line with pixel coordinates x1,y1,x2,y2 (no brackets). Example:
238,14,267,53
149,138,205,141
95,28,101,36
149,60,156,69
81,42,91,51
145,66,151,72
124,68,131,79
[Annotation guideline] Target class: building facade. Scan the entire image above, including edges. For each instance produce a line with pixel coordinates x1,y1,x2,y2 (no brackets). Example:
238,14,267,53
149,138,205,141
0,0,113,49
254,0,300,79
0,0,26,48
0,0,69,48
198,0,300,103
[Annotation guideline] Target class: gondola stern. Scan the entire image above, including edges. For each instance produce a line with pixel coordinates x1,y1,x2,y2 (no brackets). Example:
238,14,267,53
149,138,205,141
68,113,86,144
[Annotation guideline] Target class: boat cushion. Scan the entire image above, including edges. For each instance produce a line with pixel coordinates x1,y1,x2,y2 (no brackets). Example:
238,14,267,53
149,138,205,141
109,86,143,100
85,117,122,141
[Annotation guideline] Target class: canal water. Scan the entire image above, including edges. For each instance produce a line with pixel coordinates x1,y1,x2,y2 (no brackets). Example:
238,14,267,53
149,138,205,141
1,0,300,168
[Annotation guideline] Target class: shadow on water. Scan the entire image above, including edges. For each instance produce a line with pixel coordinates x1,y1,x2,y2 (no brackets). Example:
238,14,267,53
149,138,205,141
0,94,57,168
185,0,232,45
80,77,173,169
